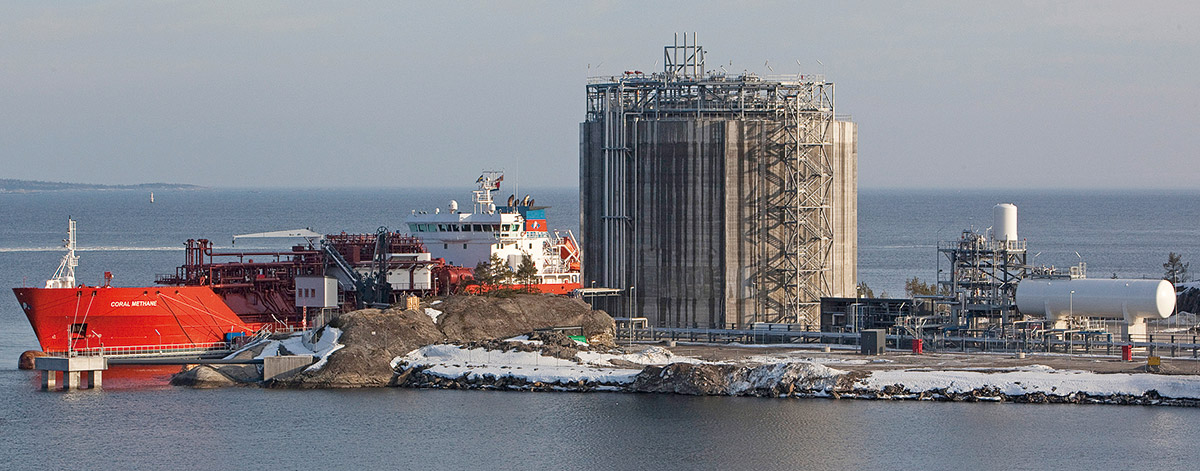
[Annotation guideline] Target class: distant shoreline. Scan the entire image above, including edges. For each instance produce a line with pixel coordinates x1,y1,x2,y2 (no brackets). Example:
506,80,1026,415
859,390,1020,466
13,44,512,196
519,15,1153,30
0,178,202,193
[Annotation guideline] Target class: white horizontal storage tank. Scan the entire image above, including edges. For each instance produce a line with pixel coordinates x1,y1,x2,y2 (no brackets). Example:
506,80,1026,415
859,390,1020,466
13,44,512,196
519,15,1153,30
1016,278,1175,323
993,203,1017,242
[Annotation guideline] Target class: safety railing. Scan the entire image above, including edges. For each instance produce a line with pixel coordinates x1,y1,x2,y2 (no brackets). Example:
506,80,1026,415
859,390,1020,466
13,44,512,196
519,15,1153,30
52,341,233,358
616,326,1200,360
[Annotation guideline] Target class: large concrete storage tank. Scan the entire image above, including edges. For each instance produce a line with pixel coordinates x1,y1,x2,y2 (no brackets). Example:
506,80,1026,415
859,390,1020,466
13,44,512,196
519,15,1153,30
580,37,857,328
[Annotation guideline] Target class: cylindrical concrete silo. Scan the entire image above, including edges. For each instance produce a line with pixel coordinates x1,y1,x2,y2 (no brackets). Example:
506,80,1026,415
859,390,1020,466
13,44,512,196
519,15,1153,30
580,38,857,328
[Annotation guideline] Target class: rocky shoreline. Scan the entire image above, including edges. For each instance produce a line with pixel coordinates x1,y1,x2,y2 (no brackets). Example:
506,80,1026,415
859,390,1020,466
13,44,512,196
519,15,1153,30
398,369,1200,407
393,340,1200,407
170,294,1200,407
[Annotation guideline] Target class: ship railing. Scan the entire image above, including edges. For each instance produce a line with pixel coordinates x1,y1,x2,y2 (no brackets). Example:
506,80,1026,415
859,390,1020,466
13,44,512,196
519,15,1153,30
55,341,233,358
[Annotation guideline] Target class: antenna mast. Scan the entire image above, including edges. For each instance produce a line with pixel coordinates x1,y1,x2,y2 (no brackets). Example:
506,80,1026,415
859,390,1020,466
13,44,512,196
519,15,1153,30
46,218,79,288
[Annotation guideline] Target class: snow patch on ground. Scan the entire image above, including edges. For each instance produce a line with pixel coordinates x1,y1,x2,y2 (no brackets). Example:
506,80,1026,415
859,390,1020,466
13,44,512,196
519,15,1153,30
576,346,703,367
395,344,642,384
253,342,280,360
743,354,870,365
300,326,345,372
424,308,443,323
247,326,345,372
504,335,543,345
861,365,1200,398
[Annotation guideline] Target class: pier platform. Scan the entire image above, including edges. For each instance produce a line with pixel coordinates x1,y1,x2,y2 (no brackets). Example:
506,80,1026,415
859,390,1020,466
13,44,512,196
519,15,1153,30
35,356,108,391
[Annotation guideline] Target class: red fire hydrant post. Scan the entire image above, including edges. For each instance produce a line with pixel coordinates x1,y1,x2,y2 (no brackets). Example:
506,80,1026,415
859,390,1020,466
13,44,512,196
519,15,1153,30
912,338,923,354
1121,344,1133,362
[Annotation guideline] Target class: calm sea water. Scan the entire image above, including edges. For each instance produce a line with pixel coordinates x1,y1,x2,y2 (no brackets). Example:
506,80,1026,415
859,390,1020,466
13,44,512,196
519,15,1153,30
2,187,1200,470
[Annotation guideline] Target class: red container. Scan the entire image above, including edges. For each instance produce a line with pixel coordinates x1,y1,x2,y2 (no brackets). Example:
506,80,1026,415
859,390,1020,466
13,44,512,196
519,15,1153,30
1121,344,1133,361
912,338,923,354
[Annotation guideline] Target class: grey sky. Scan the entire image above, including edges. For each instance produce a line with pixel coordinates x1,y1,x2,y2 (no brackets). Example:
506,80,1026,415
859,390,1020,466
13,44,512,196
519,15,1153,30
2,1,1197,189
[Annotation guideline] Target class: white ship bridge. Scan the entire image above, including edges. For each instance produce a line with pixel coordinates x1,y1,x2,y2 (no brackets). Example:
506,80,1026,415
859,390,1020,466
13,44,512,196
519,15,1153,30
405,171,580,286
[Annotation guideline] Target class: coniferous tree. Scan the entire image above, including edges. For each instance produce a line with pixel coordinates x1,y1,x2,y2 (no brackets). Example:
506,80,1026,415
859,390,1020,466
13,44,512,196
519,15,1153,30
471,259,495,293
905,277,938,297
1164,252,1190,284
516,255,538,292
490,254,512,289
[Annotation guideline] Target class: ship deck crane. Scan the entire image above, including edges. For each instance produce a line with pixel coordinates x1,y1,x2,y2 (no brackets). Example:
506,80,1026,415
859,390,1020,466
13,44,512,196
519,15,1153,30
320,227,392,309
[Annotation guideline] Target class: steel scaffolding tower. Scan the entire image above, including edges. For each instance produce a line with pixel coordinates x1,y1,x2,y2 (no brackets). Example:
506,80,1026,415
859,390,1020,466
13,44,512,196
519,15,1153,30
760,78,835,323
938,231,1029,326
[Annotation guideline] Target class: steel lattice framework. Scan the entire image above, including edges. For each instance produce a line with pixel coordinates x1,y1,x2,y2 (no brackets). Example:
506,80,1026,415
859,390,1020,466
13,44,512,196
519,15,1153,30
759,82,835,324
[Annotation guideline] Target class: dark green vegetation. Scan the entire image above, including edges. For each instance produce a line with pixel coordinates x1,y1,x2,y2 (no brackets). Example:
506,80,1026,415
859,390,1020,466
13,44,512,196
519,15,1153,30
470,253,540,296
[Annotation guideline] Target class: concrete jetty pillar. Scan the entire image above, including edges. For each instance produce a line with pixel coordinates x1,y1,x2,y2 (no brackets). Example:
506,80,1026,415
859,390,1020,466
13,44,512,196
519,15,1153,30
34,356,108,391
63,371,81,390
82,370,102,389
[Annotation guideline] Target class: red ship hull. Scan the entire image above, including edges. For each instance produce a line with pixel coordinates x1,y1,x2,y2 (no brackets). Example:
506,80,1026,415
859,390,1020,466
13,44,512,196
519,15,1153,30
13,286,273,354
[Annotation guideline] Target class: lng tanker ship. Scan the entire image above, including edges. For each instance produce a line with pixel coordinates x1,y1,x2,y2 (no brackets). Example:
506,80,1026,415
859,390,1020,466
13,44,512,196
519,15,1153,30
13,173,581,356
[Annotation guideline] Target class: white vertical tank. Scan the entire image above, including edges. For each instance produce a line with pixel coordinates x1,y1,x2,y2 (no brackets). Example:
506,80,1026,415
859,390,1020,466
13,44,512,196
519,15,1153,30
993,203,1018,242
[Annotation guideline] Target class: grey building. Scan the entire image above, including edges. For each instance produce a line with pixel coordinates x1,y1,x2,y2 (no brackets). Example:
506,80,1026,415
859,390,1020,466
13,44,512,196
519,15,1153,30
580,36,857,328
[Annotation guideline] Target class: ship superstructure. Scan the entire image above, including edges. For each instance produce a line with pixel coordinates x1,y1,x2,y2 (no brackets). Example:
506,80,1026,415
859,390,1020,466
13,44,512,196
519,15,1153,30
405,171,581,293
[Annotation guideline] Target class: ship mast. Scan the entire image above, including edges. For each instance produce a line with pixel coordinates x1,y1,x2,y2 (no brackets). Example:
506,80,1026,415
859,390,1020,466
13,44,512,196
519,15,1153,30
46,217,79,288
473,171,504,214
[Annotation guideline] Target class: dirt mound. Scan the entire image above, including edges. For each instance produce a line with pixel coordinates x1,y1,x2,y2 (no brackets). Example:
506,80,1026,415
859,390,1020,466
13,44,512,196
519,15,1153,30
273,307,445,388
273,295,612,387
179,294,615,389
435,294,614,344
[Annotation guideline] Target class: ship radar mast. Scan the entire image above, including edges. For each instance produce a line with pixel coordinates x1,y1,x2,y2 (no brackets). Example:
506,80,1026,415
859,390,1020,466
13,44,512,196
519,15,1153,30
473,170,504,213
46,217,79,288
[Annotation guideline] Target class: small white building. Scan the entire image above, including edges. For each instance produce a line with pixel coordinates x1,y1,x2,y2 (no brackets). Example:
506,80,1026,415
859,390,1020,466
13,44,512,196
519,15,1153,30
295,275,338,308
